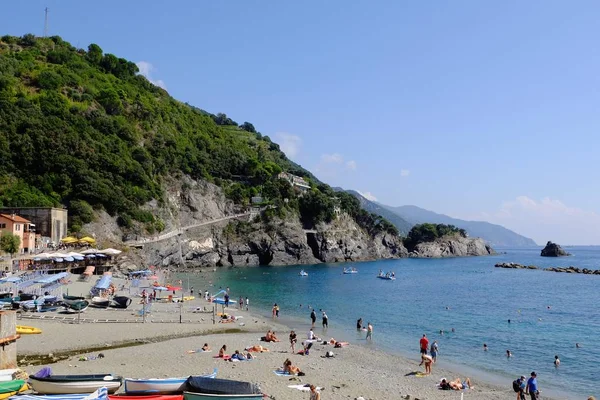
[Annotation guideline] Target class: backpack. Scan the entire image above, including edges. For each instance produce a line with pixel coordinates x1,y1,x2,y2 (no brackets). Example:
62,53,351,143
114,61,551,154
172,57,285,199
512,379,521,392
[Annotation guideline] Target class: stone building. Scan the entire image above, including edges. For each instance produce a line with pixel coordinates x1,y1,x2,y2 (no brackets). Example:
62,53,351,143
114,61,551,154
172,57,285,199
0,207,68,245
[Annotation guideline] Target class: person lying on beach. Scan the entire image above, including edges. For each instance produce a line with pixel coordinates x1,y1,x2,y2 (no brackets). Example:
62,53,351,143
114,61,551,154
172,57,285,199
448,377,473,390
283,358,303,375
230,350,246,361
245,345,269,353
202,343,210,351
218,345,227,358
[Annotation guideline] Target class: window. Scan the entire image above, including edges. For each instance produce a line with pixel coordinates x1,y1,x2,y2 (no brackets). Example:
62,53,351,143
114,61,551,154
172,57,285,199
15,224,20,231
0,223,5,229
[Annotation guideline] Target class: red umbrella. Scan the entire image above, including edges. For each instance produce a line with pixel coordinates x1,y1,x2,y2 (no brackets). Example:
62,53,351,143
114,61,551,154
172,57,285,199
166,286,182,291
149,275,159,280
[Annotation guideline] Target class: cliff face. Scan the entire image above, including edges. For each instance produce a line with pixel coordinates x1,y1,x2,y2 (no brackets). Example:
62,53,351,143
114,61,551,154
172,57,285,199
407,235,496,258
88,177,494,271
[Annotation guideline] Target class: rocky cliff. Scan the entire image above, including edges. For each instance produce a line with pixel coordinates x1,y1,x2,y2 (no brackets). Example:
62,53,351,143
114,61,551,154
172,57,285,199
540,241,571,257
87,176,495,271
407,235,496,258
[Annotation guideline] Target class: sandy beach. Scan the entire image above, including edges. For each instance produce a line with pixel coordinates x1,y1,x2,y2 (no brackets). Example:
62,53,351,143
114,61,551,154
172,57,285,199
13,277,563,400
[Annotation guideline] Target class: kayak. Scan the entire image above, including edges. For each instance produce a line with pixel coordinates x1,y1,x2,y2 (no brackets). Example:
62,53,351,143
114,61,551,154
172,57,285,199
16,325,42,334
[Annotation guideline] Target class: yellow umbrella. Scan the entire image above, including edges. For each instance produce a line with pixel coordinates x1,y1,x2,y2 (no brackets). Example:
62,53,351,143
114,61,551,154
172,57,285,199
61,237,78,243
79,236,96,244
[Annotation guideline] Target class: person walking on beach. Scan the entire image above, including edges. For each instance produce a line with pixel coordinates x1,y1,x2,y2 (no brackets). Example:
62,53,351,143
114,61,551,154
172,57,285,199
289,330,297,353
239,296,243,309
430,340,439,362
190,287,194,296
310,309,316,328
322,311,328,328
525,372,539,400
245,297,249,311
514,375,526,400
366,322,373,341
419,353,433,375
420,334,429,355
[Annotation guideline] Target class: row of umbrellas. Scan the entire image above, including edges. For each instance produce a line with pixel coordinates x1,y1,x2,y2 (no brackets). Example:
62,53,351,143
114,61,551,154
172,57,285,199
60,236,96,244
33,248,122,262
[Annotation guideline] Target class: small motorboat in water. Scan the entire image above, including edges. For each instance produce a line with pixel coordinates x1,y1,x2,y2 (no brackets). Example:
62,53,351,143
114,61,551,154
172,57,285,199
376,271,396,281
343,267,358,274
299,270,308,277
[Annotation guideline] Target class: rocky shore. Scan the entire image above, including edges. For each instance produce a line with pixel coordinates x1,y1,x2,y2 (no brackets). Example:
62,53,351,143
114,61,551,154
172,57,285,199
495,262,600,275
88,176,496,270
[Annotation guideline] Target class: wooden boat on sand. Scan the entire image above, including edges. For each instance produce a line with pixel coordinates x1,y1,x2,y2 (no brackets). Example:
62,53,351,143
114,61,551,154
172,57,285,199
124,369,217,394
28,374,123,394
183,377,262,400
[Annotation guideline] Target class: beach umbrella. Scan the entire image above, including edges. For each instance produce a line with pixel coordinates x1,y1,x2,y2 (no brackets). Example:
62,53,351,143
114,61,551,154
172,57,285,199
153,286,169,291
67,252,85,257
81,248,99,254
85,254,96,259
60,236,78,243
99,248,122,255
166,286,182,291
79,236,96,244
50,252,69,258
36,252,54,259
64,256,75,262
95,254,107,258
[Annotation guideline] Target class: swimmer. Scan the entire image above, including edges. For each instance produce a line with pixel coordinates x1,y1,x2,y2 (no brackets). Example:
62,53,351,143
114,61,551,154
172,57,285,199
554,355,560,367
439,329,444,335
576,343,581,348
508,319,511,324
483,343,488,351
506,350,512,358
451,328,455,333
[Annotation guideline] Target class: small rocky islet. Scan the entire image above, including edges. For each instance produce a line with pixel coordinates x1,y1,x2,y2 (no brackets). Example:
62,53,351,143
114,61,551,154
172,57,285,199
495,262,600,275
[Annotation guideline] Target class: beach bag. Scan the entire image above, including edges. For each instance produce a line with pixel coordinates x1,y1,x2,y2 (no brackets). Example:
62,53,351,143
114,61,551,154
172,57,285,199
512,379,521,392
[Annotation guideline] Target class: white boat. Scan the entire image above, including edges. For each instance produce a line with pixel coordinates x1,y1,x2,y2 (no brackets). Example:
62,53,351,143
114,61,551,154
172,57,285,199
28,374,123,394
343,268,358,274
299,270,308,276
377,274,396,281
124,369,217,394
90,297,110,308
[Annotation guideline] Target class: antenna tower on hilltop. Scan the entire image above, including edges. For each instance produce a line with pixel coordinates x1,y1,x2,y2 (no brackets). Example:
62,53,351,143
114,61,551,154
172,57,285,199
44,7,49,37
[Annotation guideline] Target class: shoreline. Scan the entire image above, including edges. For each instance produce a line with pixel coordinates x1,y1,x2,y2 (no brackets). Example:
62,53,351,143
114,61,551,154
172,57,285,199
14,276,569,400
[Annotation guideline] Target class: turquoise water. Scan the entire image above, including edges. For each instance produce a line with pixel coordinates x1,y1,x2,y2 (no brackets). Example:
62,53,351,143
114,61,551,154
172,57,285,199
181,247,600,398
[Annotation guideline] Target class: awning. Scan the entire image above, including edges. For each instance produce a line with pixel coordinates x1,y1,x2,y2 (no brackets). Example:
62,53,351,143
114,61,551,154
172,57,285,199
34,272,69,284
83,266,95,275
94,275,112,290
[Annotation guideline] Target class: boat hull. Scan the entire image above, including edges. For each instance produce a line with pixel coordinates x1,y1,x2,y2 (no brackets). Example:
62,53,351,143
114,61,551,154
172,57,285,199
16,325,42,334
376,276,395,280
184,392,262,400
125,371,217,394
28,375,122,394
111,296,132,309
90,297,110,308
111,396,183,400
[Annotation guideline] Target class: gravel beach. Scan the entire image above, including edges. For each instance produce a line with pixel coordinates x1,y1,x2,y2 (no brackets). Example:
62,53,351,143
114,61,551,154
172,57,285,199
15,278,561,400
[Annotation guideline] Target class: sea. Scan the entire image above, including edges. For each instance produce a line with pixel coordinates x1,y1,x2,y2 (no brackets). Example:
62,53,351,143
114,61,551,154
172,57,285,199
179,247,600,399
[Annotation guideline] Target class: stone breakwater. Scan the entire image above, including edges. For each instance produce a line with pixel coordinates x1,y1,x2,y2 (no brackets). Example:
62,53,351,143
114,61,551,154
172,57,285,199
495,262,600,275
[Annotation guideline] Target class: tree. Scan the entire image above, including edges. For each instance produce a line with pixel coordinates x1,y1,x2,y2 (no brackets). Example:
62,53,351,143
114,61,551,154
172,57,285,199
86,43,103,65
0,233,20,257
240,122,256,133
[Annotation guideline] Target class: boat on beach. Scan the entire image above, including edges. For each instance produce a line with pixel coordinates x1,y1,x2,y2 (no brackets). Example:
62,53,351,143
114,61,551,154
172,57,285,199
62,295,85,301
28,374,123,394
111,296,132,309
111,396,183,400
16,325,42,334
90,297,110,308
124,370,217,394
298,270,308,276
61,300,90,313
183,377,262,400
0,369,18,382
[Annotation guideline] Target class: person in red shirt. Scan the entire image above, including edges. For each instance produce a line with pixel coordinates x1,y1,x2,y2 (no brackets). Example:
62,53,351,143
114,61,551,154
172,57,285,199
420,334,429,355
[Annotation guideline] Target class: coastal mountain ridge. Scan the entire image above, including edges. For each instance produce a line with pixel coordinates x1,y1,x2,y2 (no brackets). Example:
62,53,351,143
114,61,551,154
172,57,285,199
383,204,537,247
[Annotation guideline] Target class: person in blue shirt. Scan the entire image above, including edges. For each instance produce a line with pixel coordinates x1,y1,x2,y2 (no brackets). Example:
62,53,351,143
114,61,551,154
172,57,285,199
526,372,539,400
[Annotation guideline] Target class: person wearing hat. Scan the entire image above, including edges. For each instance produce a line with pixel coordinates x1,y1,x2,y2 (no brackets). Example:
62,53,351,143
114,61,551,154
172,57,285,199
525,372,539,400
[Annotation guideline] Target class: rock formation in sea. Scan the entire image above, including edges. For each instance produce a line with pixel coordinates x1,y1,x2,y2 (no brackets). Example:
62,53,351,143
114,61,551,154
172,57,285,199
407,236,496,258
540,241,571,257
495,262,600,275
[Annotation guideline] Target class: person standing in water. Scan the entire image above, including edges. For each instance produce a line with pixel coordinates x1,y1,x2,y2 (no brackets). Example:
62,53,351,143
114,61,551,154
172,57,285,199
554,355,560,367
322,311,328,328
245,297,249,311
310,309,316,327
366,322,373,341
356,318,363,330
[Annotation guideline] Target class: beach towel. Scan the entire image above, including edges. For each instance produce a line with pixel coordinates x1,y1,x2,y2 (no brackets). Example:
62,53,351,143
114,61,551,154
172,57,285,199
288,384,323,392
213,355,231,360
187,349,212,354
274,370,297,377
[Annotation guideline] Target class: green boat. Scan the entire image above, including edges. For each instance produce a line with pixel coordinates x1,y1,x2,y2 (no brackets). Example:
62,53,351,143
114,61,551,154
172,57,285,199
62,299,89,312
0,379,27,399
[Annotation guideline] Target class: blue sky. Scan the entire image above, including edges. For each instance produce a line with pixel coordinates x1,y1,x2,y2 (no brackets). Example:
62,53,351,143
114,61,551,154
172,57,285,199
3,1,600,244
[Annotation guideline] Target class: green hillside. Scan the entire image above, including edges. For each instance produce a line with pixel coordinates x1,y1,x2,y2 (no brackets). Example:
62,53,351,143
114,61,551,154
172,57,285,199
0,34,397,237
